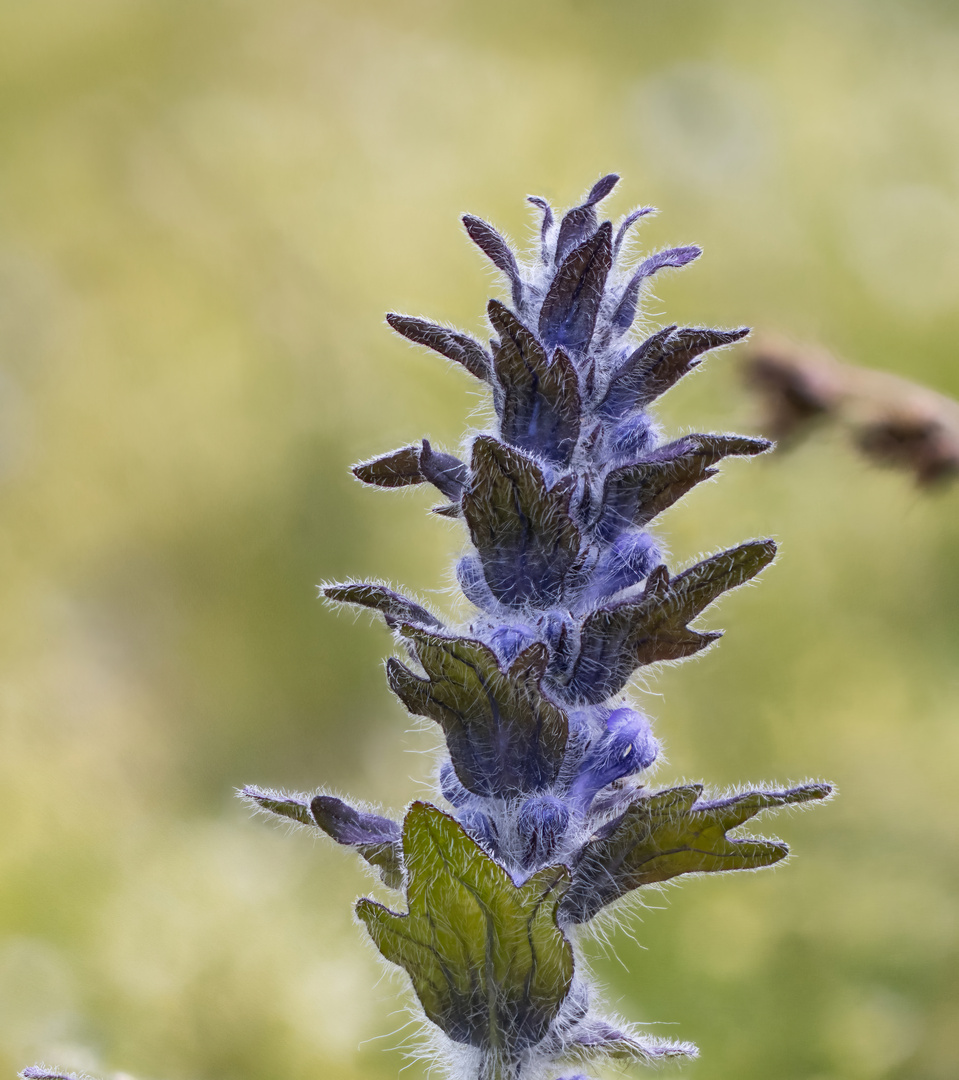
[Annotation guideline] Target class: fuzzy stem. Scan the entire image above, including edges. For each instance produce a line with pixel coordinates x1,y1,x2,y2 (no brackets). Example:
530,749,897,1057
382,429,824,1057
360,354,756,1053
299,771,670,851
477,1051,521,1080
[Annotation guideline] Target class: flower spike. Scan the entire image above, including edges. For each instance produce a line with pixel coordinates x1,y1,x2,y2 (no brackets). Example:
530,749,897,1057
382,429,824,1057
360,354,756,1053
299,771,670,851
244,177,831,1080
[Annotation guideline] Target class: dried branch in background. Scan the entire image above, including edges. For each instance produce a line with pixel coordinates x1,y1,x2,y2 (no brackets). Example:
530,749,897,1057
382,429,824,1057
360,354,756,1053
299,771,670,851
744,336,959,486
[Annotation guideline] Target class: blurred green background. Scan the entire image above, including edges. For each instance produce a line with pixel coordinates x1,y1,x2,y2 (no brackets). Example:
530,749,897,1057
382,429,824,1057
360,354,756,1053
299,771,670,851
1,1,958,1078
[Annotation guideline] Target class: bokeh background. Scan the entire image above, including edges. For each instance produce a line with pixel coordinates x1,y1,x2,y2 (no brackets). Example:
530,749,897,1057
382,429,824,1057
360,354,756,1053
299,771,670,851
2,1,958,1078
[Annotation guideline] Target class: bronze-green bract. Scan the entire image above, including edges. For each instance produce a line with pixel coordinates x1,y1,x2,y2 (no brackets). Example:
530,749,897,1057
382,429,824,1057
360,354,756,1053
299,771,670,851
563,783,832,923
387,628,568,798
357,802,573,1054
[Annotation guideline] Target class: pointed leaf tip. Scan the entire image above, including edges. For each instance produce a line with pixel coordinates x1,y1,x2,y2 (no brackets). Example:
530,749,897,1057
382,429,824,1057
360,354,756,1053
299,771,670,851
528,196,555,263
623,325,751,407
612,245,703,335
461,215,524,309
242,785,315,828
554,178,617,264
613,206,657,254
563,1016,698,1066
352,444,424,488
527,194,554,227
566,540,777,703
21,1071,88,1080
563,781,831,923
586,173,619,204
323,581,444,630
352,442,467,500
599,433,775,535
241,785,406,892
386,313,491,382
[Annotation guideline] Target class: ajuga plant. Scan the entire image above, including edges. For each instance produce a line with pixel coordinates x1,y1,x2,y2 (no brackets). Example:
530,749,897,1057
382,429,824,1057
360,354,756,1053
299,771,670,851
240,176,832,1080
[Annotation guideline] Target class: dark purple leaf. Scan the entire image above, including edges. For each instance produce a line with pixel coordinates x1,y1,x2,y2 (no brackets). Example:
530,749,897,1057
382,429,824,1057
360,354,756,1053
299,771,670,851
353,441,467,501
386,313,492,382
538,223,613,354
641,326,750,404
601,325,750,416
554,174,619,263
527,195,554,263
488,300,581,464
613,206,656,256
21,1071,83,1080
311,794,404,889
419,439,468,501
323,581,444,630
387,628,568,797
559,541,776,703
560,1016,696,1063
610,246,702,335
586,173,620,203
598,434,772,536
462,436,584,608
462,215,524,309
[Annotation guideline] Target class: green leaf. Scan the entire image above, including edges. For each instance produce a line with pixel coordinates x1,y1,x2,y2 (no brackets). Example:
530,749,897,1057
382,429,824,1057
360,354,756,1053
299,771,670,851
565,540,776,703
463,436,583,607
357,803,573,1052
562,782,832,923
386,628,568,797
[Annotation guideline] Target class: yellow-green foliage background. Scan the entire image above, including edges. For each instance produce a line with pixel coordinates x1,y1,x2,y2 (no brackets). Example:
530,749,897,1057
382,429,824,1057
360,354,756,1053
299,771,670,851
2,2,958,1079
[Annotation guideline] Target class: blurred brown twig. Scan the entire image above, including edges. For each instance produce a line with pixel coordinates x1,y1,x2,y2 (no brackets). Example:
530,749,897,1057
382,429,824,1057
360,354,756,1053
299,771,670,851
743,336,959,486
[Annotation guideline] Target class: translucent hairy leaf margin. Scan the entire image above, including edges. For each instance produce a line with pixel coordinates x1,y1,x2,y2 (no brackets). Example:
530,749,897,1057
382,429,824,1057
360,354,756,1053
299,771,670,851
562,782,831,923
357,803,573,1051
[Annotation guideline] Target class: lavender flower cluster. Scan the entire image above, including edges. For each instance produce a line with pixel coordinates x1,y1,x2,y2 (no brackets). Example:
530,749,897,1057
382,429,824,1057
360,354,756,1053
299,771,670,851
245,175,830,1080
